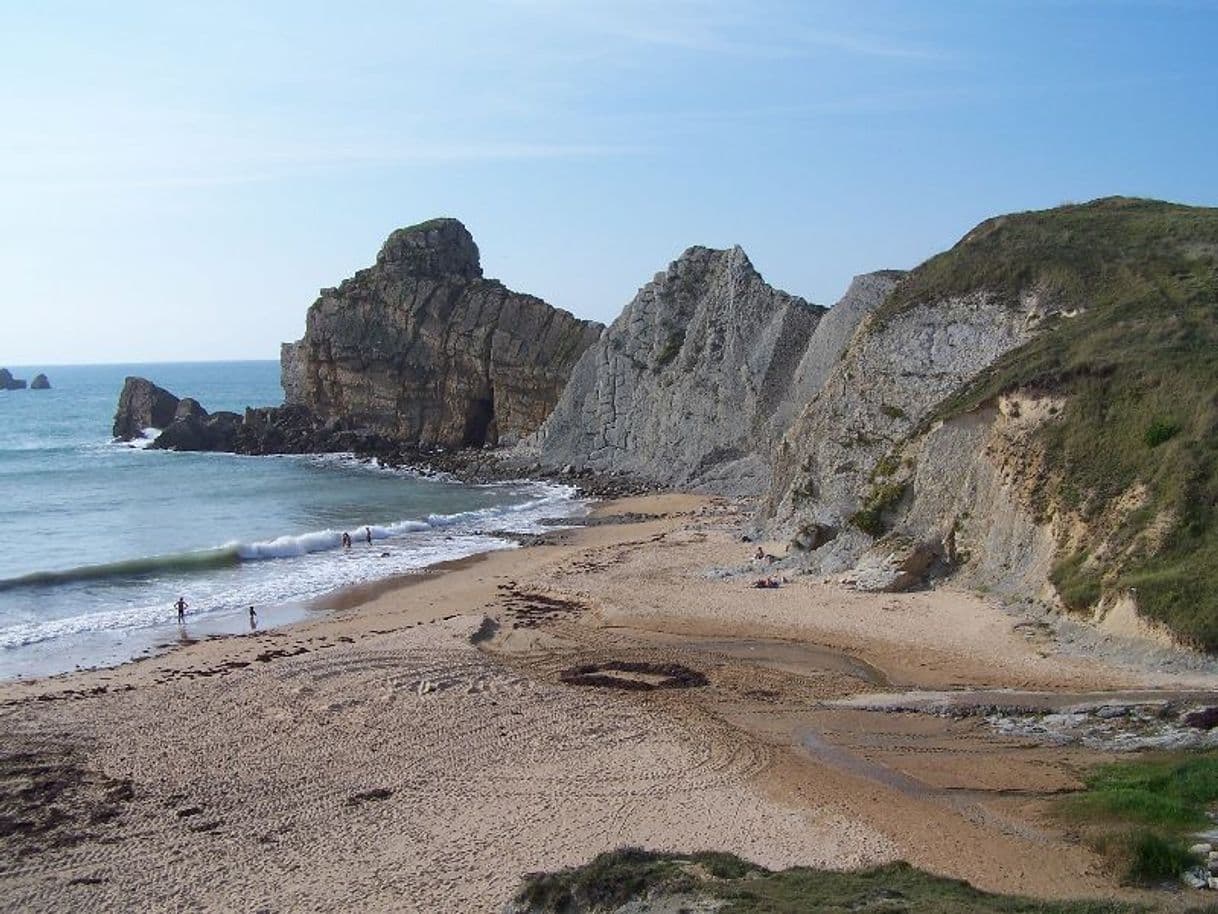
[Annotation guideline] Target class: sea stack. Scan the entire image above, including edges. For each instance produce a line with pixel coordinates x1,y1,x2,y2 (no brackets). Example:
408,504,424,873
280,218,604,449
112,376,181,439
29,373,51,390
0,368,27,390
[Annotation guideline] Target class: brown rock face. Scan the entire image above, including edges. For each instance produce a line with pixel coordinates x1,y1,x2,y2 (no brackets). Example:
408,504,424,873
281,218,603,448
112,377,180,439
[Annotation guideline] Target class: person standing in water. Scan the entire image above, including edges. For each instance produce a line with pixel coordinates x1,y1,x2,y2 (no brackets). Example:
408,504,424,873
341,531,352,549
248,605,257,630
174,596,188,623
365,526,372,545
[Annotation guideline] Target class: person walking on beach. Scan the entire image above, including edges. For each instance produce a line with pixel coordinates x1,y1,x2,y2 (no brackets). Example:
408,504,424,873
174,596,188,623
249,605,257,630
365,526,373,545
341,531,352,549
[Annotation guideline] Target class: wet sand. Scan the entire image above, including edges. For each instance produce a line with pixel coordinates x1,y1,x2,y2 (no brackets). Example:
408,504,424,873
3,493,1217,912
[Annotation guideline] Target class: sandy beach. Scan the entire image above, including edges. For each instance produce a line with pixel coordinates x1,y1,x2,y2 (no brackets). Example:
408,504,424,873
4,494,1218,912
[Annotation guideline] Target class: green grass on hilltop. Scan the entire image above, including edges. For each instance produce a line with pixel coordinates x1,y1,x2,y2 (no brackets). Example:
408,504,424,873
513,849,1147,913
885,197,1218,647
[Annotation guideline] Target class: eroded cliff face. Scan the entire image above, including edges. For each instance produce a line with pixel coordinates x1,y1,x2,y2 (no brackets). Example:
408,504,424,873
282,219,603,448
527,245,825,493
765,198,1218,651
767,289,1053,553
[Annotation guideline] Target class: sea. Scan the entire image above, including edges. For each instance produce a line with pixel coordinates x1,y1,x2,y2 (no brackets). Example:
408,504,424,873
0,361,581,680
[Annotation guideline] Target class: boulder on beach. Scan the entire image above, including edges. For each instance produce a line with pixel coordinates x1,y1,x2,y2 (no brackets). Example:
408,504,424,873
29,373,50,390
112,376,180,440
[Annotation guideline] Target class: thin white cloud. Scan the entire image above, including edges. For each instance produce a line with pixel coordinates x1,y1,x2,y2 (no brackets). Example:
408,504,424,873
494,0,945,61
1,98,650,193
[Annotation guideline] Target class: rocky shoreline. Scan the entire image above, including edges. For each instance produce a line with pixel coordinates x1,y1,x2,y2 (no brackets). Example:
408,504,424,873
111,375,660,500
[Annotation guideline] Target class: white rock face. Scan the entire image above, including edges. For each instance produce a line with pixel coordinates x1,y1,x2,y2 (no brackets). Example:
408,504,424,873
528,245,827,493
766,290,1049,571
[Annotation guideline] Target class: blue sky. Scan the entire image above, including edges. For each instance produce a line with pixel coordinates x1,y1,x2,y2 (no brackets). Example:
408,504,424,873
3,0,1216,364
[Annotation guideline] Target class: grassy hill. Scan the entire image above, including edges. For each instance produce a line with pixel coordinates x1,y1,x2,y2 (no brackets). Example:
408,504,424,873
884,197,1218,647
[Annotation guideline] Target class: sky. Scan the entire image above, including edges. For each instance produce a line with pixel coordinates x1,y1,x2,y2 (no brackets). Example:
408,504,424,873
2,0,1217,365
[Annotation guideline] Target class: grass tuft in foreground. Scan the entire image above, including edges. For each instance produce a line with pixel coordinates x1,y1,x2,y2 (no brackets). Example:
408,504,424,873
513,848,1146,913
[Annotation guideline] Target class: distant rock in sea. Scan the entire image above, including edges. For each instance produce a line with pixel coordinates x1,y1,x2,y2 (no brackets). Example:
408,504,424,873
0,368,28,391
281,218,603,448
29,373,50,390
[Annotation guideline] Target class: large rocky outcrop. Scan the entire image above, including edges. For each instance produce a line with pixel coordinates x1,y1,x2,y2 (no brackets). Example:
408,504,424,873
281,218,603,448
113,377,180,439
29,373,50,390
528,245,826,493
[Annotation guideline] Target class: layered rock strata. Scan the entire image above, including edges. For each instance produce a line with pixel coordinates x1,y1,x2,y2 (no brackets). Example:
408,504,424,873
281,218,603,448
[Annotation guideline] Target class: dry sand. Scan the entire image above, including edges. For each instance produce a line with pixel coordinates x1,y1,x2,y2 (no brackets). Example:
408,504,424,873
3,494,1216,912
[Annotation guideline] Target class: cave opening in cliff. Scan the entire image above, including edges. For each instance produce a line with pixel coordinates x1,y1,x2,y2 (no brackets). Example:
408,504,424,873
463,392,496,447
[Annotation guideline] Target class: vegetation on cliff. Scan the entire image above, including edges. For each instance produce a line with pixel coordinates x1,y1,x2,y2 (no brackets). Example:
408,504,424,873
886,198,1218,647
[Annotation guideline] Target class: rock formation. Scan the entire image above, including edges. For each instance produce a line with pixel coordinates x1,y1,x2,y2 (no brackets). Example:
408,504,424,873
112,377,181,439
528,245,825,493
281,218,603,448
29,373,50,390
110,375,395,455
0,369,27,391
109,199,1218,646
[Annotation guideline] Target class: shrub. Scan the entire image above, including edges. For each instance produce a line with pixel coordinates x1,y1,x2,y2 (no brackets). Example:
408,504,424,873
851,482,908,536
1144,419,1181,448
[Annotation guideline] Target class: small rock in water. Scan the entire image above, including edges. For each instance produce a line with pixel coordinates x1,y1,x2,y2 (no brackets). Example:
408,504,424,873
1190,843,1213,856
